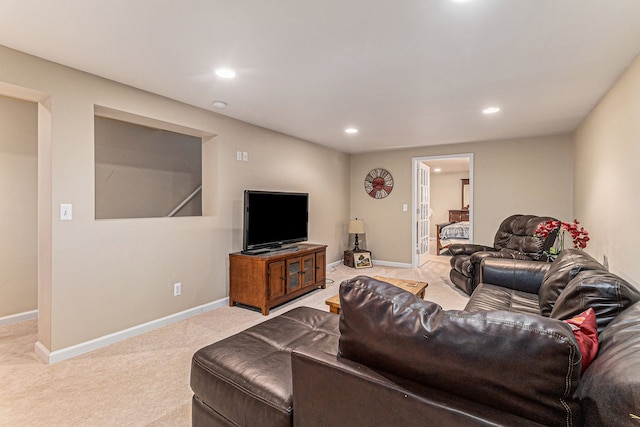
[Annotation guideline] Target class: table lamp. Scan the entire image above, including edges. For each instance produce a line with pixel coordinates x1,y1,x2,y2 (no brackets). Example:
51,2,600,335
348,218,365,251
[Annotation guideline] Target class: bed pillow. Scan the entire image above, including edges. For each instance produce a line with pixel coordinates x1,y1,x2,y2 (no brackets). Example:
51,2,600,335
338,276,581,427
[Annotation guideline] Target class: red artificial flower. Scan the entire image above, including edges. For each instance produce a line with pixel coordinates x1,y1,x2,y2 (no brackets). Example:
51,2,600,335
535,218,590,251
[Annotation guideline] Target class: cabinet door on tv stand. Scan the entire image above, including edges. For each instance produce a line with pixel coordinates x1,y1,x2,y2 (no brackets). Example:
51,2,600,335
268,260,286,299
286,258,302,292
300,254,316,288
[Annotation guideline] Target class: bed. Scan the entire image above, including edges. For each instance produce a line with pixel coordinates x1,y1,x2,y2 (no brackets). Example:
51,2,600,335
436,221,470,255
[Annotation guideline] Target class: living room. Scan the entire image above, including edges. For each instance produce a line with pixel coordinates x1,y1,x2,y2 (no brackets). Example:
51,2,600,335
1,1,640,425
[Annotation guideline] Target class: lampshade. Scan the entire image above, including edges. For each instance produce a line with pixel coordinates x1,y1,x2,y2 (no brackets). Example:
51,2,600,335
348,219,365,234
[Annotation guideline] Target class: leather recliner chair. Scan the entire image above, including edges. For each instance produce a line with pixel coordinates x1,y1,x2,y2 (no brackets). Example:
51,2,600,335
448,214,556,295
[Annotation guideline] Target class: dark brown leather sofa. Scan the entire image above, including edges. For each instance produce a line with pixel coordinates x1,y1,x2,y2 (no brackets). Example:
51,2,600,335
449,214,557,295
191,249,640,426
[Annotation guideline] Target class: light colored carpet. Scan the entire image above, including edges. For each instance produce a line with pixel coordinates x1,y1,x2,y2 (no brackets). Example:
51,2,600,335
0,253,467,426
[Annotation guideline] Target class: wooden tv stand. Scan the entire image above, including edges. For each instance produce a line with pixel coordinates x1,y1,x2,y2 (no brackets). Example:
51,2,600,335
229,244,327,315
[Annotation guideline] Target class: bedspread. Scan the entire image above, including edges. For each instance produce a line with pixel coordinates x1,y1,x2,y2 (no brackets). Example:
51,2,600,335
440,221,469,239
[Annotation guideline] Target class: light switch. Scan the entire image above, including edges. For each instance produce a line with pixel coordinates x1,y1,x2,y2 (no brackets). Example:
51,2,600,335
243,151,249,161
403,204,408,212
60,204,72,220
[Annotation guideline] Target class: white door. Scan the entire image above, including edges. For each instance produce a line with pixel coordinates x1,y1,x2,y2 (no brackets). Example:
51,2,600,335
417,162,430,267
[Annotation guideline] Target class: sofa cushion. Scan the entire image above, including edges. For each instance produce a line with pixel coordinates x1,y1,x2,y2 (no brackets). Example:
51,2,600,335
338,276,582,427
550,269,640,334
563,308,598,374
539,249,605,316
577,300,640,426
465,283,540,314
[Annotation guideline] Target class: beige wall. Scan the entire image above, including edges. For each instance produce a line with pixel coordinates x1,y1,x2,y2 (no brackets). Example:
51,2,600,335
350,134,573,264
574,53,640,288
0,95,38,318
0,45,349,351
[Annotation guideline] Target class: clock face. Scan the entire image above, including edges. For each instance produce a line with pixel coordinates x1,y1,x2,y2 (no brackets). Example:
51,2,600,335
364,168,394,199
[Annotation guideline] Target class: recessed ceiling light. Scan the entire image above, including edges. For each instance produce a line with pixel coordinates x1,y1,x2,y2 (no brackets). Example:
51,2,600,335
345,127,358,134
212,101,227,109
482,107,501,114
434,168,442,172
214,68,236,79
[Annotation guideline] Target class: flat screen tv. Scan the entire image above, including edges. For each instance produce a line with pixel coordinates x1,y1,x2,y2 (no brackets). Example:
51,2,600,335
242,190,309,254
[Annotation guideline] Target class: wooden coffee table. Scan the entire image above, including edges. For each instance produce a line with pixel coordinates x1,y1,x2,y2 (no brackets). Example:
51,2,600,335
325,276,428,315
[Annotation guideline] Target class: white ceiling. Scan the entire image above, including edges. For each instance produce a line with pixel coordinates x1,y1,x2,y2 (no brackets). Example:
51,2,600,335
422,157,470,174
1,0,639,154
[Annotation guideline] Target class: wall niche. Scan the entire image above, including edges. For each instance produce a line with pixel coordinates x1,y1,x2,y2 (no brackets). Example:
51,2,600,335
94,108,205,219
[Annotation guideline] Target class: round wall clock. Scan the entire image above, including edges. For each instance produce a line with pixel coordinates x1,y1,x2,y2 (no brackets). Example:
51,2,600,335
364,168,394,199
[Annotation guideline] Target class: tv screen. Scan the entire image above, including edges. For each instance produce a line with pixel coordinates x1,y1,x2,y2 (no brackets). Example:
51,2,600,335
242,190,309,253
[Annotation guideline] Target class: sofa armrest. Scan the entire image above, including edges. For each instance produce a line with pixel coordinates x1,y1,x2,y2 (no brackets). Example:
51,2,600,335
291,346,544,427
448,243,496,256
479,258,551,294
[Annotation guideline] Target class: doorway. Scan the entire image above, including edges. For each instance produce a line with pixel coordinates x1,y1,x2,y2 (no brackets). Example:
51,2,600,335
0,83,51,361
0,94,38,324
411,154,473,268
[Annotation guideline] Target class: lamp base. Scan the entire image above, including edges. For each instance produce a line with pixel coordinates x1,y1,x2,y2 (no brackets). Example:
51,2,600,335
352,234,360,252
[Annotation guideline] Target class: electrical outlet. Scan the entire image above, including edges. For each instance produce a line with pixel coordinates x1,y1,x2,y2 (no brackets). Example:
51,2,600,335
173,282,182,296
243,151,248,161
236,151,243,161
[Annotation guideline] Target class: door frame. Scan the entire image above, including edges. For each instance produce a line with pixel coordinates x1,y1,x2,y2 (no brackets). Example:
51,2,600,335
411,153,474,269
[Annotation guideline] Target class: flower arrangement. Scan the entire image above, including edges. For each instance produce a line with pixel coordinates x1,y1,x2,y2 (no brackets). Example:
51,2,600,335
535,219,590,260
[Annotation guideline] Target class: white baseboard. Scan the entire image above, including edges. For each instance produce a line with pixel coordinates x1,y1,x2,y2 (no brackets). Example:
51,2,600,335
327,260,342,269
34,341,49,363
34,297,229,364
334,259,412,269
372,260,412,269
0,309,38,326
